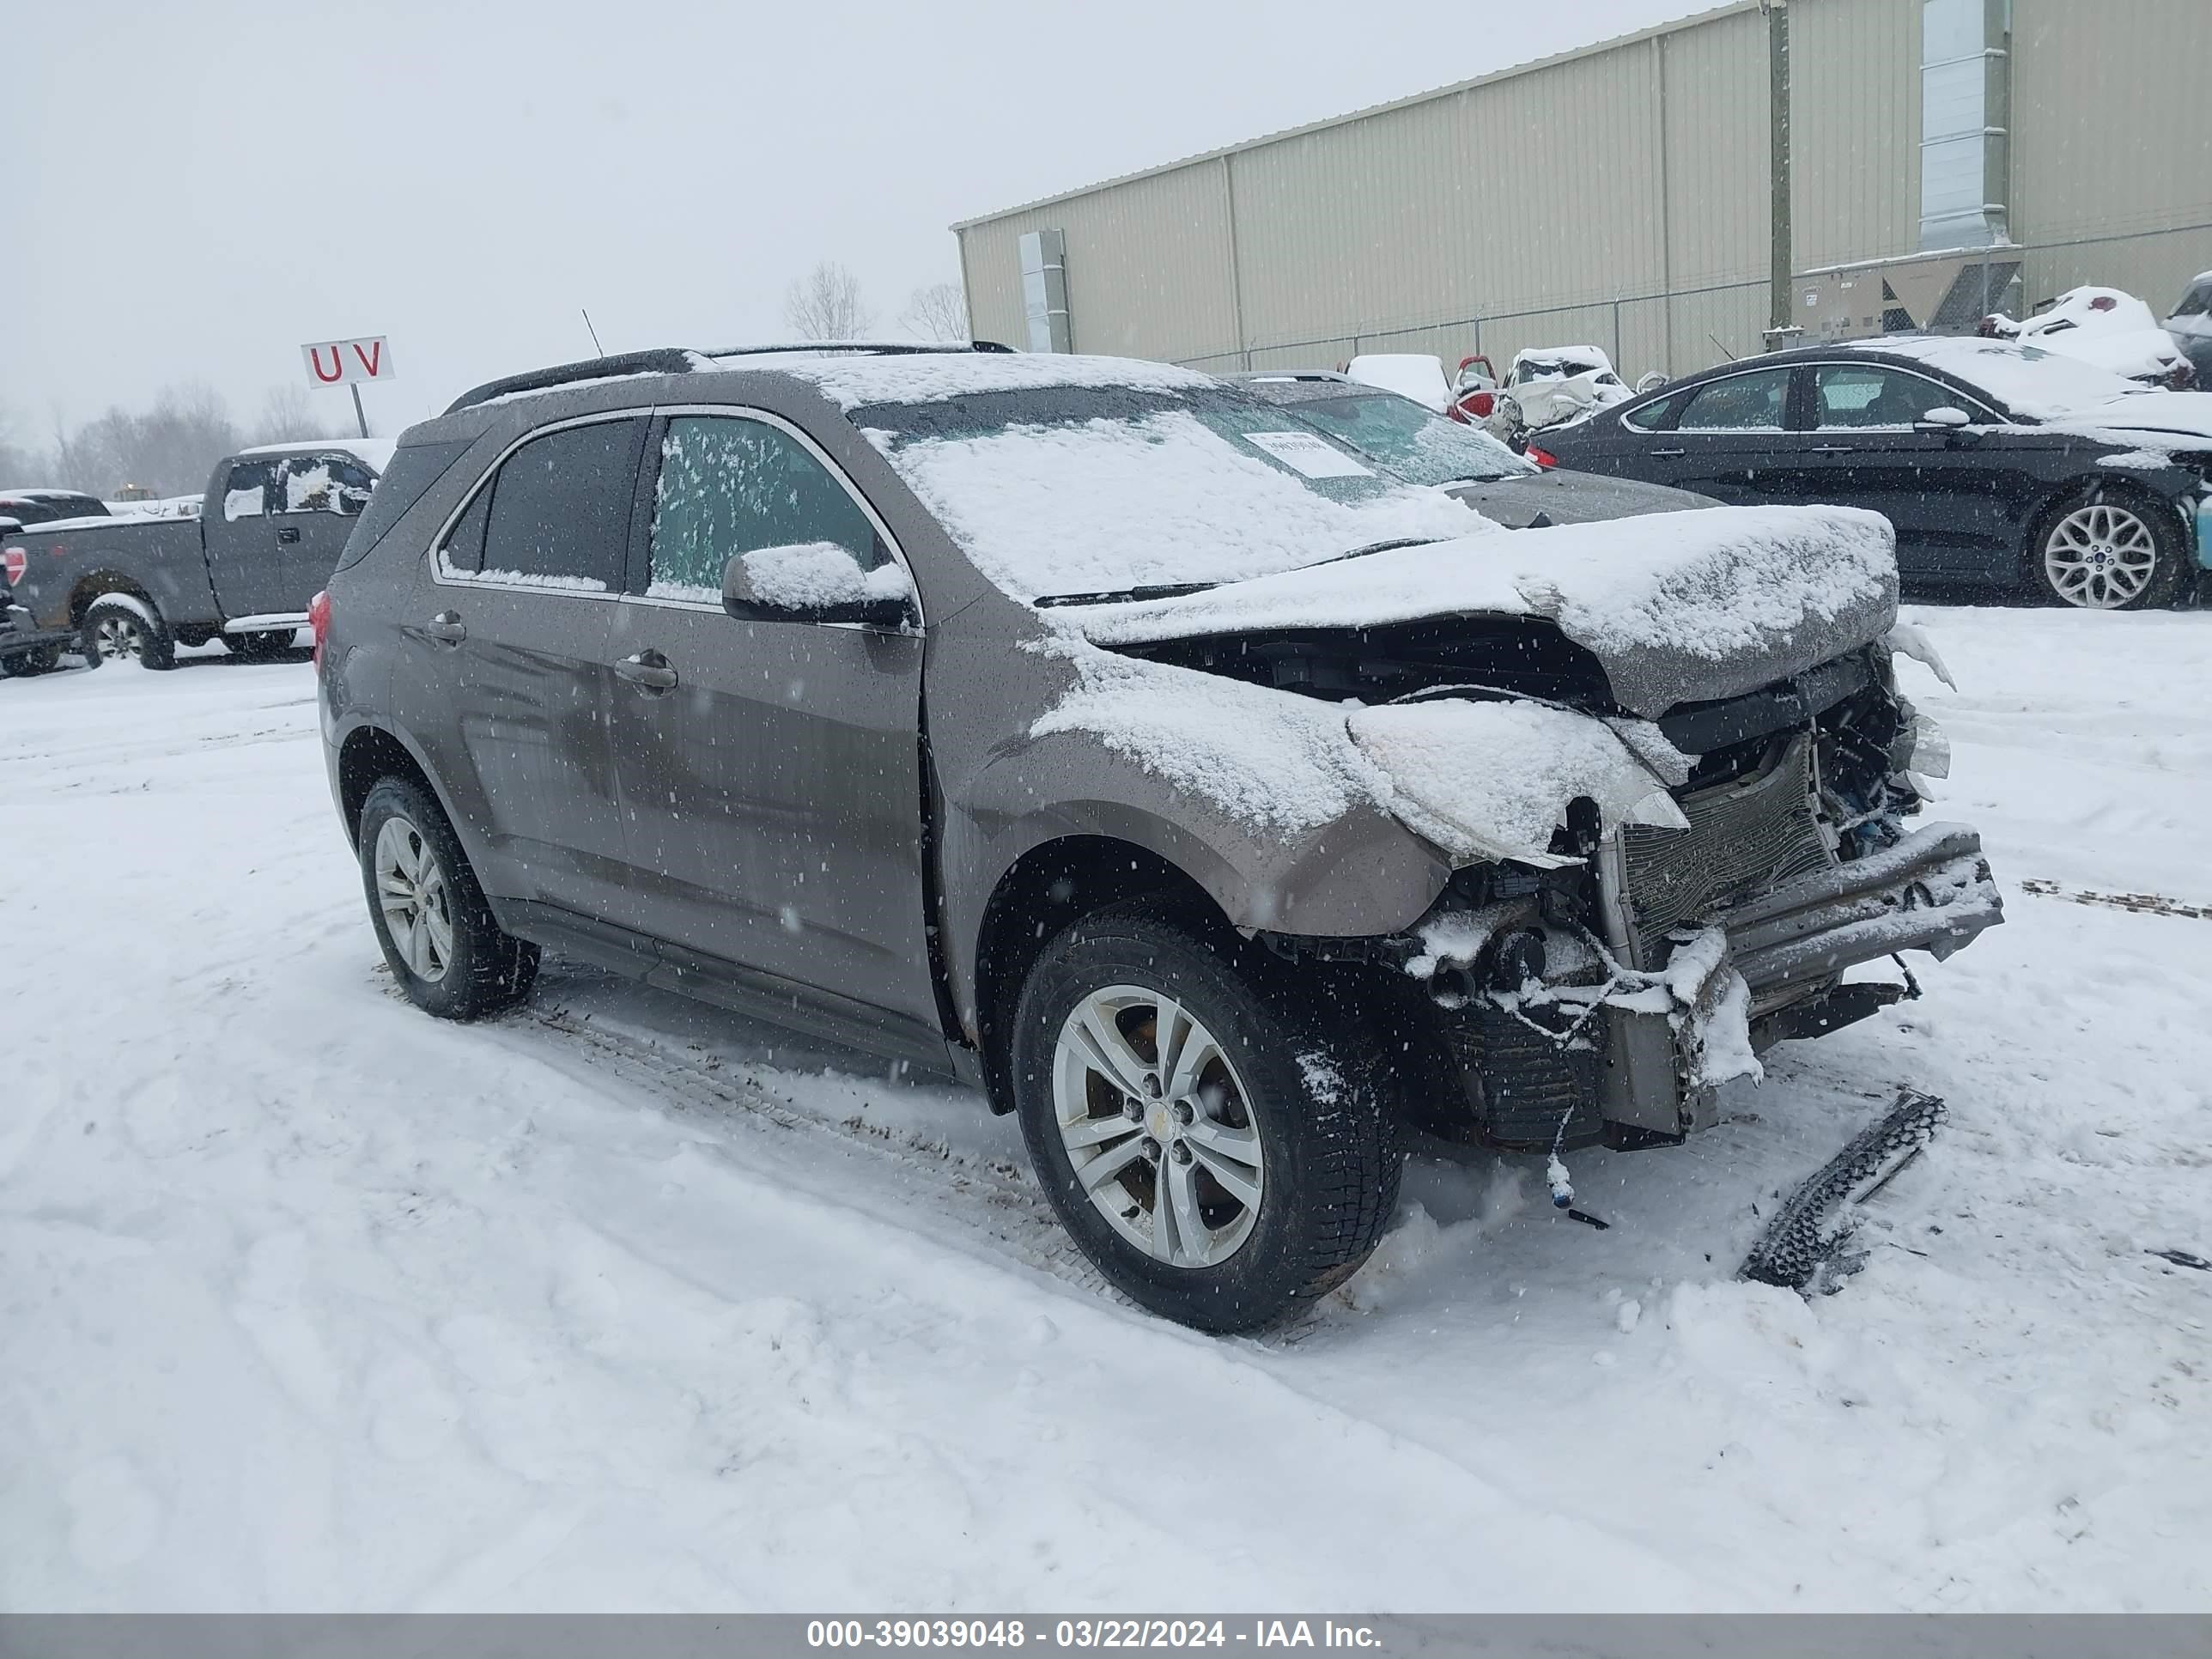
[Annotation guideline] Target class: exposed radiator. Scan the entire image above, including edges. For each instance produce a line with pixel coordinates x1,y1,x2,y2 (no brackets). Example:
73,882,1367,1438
1617,735,1833,969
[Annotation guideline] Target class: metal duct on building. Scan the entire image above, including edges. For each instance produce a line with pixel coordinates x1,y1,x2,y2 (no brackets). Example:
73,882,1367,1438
1018,229,1072,354
1919,0,2011,249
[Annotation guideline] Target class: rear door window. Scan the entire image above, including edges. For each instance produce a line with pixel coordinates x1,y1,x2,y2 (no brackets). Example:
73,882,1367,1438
222,459,279,521
278,452,378,515
475,417,647,592
642,415,879,601
1674,368,1795,431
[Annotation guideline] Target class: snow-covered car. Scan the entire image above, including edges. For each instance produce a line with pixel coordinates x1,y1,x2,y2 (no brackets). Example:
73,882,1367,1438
1539,335,2212,610
2165,270,2212,387
1236,373,1717,527
1343,352,1455,412
1981,286,2194,390
1496,345,1637,437
322,343,2001,1334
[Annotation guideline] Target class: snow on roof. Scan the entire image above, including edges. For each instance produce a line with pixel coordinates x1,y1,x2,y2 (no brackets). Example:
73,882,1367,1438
1852,337,2145,420
1346,355,1453,412
764,350,1216,411
234,437,398,472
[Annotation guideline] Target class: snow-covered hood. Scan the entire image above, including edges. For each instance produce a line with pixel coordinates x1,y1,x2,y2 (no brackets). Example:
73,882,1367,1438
1066,504,1899,717
2043,391,2212,447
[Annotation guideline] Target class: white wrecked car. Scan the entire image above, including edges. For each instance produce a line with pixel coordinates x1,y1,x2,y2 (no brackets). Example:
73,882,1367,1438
1982,286,2195,389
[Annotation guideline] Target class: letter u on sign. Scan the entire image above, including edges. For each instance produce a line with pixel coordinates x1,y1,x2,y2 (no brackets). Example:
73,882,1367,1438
301,336,397,387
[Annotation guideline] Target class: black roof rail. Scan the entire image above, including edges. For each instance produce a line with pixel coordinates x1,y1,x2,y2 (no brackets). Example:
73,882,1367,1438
444,339,1020,415
443,349,699,415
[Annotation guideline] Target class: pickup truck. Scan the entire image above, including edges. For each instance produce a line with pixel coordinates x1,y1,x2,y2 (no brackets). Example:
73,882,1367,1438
0,440,393,668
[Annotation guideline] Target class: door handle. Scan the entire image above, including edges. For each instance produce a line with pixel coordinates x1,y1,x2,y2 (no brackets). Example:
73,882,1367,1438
276,526,301,544
1650,447,1686,458
424,611,467,646
1809,444,1855,455
614,650,679,691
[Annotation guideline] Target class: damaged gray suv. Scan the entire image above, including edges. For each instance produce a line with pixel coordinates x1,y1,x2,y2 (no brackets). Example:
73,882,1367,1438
319,343,2002,1332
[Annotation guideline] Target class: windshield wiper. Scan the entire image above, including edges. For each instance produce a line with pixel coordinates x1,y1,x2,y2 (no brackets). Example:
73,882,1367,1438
1303,536,1446,568
1033,580,1221,610
1032,538,1446,610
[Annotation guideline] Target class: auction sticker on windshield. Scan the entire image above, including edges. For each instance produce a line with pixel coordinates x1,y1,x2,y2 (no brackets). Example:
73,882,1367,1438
1240,429,1375,478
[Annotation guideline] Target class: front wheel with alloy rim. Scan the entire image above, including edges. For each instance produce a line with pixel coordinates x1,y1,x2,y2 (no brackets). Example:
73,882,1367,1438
357,775,539,1019
2034,491,2187,610
1011,903,1401,1333
81,595,175,669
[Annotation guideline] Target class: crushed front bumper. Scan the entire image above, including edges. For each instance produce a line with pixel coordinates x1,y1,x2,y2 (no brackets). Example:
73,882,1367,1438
1595,822,2001,1142
1425,822,2002,1152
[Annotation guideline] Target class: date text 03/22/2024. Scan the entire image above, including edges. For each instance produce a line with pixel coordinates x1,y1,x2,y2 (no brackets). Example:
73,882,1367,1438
805,1620,1384,1650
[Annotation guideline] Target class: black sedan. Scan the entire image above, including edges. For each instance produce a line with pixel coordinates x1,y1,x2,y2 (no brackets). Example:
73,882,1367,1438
1534,337,2212,610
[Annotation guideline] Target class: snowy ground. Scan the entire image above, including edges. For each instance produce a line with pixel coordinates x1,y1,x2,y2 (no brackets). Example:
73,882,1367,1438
2,610,2207,1613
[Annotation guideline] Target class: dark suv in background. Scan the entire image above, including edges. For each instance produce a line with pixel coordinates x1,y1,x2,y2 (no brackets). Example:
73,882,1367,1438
319,343,1998,1332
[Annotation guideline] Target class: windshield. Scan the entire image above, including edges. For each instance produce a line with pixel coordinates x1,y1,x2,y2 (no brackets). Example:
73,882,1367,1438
854,384,1479,603
1277,392,1533,487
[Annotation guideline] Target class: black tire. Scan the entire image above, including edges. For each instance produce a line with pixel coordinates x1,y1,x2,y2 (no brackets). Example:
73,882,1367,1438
0,646,58,677
357,774,539,1020
2028,485,2190,611
227,629,294,659
81,595,174,670
1010,902,1401,1333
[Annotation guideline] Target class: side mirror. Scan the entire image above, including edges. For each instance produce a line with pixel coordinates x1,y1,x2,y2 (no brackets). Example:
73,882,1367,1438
1916,406,1972,430
1635,370,1670,394
722,541,915,628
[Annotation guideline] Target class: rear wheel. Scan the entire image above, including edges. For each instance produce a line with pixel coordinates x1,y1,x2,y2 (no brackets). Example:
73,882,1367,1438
2033,489,2188,610
0,646,59,677
82,595,174,670
1010,903,1400,1333
358,775,539,1019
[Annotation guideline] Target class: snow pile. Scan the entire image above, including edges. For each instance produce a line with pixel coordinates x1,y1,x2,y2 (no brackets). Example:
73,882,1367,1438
874,408,1478,601
739,542,913,611
771,351,1215,411
1346,699,1687,866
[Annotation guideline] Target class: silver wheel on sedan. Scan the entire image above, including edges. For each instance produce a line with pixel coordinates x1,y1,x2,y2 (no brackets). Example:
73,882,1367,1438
2041,502,2160,609
1051,985,1267,1268
374,815,455,983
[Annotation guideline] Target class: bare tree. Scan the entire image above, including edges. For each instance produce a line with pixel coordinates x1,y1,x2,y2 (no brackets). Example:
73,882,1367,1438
901,282,970,343
783,261,874,340
251,385,340,446
48,385,240,497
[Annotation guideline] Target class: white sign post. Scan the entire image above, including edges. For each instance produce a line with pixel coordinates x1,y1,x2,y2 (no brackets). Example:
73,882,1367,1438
301,337,397,438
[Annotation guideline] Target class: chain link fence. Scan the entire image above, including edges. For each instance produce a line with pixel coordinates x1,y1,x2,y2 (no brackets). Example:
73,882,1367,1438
1173,222,2212,387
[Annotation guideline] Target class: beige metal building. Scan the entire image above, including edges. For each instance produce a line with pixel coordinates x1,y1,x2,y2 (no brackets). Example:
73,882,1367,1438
953,0,2212,384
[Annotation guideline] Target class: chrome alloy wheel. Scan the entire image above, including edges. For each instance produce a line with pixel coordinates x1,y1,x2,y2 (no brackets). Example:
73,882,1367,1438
92,612,146,660
1051,986,1267,1268
2043,502,2159,608
374,815,455,983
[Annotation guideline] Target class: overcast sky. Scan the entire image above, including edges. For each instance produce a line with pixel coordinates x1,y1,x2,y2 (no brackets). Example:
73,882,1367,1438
3,0,1706,440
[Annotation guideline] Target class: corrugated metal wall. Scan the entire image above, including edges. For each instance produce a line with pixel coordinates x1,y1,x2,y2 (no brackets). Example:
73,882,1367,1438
2009,0,2212,316
958,0,2212,383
